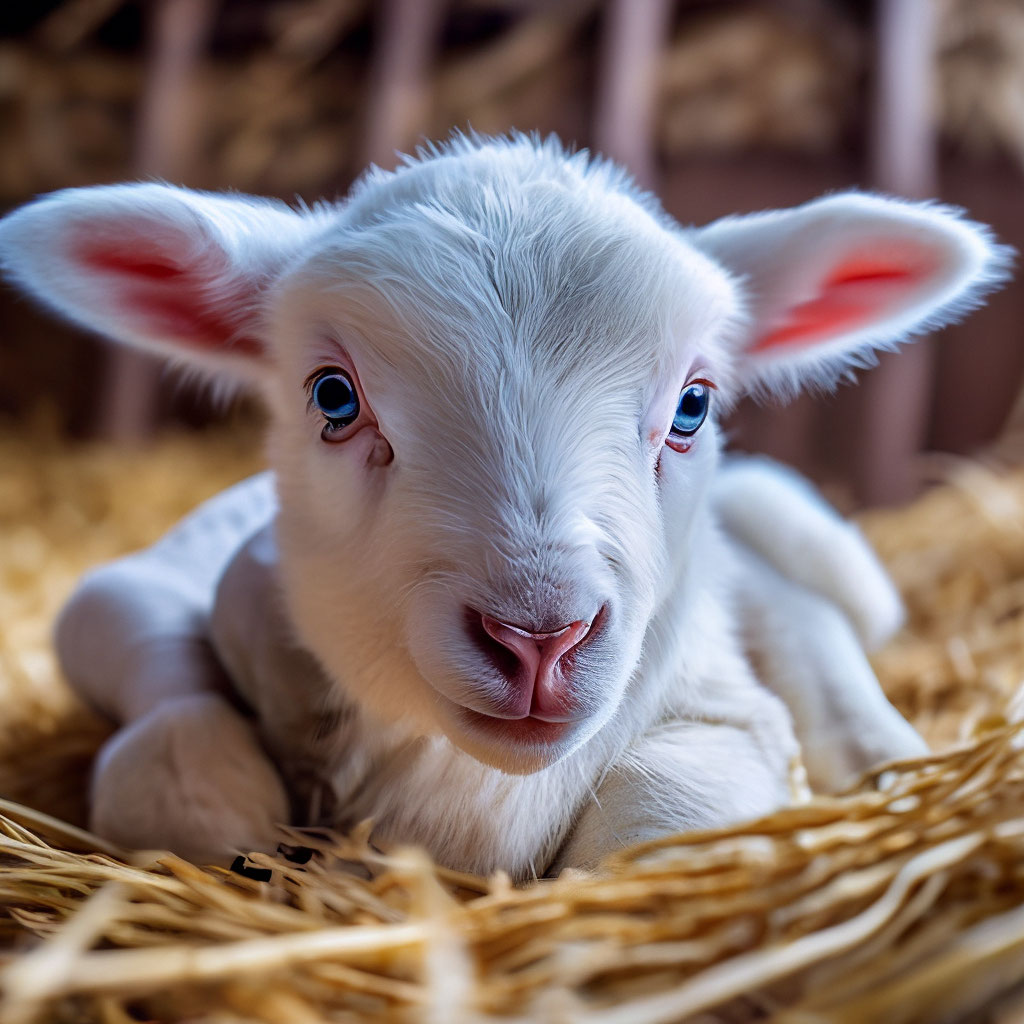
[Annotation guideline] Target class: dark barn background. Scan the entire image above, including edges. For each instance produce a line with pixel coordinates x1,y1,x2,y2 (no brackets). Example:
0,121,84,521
2,0,1023,505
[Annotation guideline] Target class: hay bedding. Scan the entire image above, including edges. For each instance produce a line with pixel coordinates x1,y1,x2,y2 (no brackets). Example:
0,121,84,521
1,428,1023,1024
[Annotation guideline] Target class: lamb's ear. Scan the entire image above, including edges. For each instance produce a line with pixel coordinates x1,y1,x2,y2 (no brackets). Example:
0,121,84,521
694,192,1013,397
0,183,330,385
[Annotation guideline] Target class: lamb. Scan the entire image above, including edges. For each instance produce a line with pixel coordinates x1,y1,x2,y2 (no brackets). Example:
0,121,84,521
0,134,1009,879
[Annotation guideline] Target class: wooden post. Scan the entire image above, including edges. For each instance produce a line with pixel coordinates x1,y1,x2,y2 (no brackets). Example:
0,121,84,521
593,0,673,189
361,0,446,171
98,0,217,442
850,0,938,504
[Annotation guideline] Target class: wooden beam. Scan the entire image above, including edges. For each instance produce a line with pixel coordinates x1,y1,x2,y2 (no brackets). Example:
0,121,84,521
593,0,672,189
849,0,938,505
871,0,938,199
361,0,446,171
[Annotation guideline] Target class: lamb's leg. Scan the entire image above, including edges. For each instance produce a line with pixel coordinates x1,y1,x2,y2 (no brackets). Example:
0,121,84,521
714,455,904,650
731,544,927,792
554,686,796,872
56,474,290,862
89,693,290,863
713,455,927,791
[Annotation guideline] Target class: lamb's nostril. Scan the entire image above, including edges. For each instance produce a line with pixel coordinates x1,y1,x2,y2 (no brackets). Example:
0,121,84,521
465,609,522,684
480,615,593,681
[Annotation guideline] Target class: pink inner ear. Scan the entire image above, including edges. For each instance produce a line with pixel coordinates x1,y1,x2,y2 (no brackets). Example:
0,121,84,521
76,241,263,356
82,247,186,281
750,254,935,353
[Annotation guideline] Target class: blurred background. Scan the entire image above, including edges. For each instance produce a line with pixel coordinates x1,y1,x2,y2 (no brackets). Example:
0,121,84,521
2,0,1024,506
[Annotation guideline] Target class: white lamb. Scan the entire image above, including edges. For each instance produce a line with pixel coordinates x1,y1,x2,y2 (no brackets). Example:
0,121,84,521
0,135,1009,878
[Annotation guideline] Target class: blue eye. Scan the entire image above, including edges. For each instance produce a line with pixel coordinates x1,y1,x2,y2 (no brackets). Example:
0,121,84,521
312,370,360,428
671,382,710,437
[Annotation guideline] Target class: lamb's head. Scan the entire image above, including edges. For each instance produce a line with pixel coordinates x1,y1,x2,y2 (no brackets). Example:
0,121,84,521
1,135,1008,773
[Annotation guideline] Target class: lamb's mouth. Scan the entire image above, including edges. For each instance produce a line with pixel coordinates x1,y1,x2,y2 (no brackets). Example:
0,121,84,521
455,705,575,745
432,690,583,749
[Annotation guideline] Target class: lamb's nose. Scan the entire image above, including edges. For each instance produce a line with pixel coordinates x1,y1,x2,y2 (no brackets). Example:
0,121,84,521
478,613,594,720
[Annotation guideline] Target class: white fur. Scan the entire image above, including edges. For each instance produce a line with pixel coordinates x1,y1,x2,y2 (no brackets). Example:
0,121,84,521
714,455,905,650
0,134,1008,876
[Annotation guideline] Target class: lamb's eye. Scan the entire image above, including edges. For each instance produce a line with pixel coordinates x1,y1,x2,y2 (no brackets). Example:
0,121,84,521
670,382,710,437
312,370,359,428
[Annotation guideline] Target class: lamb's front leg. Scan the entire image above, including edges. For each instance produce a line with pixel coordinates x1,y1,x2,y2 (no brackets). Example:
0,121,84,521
88,692,291,863
554,685,797,872
56,474,291,863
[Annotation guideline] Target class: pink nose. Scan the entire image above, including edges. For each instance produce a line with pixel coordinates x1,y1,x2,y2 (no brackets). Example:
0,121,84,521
479,614,593,720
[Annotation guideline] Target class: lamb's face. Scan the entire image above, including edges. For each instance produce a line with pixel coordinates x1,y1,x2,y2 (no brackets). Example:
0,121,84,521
265,165,739,772
1,134,1004,773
